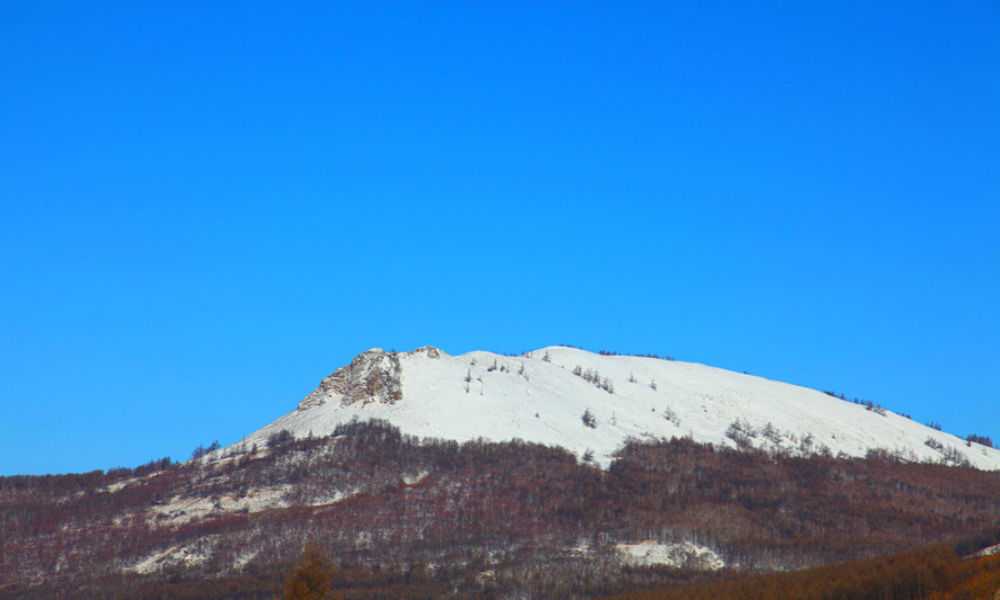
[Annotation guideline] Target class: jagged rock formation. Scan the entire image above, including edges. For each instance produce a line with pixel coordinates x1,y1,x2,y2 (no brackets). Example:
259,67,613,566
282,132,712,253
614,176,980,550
297,348,403,410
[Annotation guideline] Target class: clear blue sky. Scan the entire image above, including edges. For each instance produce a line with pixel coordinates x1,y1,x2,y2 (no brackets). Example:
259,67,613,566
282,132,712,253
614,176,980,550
2,3,998,475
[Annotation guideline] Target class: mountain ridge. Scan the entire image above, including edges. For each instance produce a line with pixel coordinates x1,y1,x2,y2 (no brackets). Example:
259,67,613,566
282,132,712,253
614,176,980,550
231,345,1000,470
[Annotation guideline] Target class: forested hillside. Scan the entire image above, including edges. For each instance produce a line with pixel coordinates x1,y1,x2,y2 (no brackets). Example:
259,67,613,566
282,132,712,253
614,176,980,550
4,421,1000,598
601,545,1000,600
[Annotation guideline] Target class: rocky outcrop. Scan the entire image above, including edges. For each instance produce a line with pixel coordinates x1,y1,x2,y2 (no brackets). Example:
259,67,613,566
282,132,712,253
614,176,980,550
297,349,402,410
409,345,442,359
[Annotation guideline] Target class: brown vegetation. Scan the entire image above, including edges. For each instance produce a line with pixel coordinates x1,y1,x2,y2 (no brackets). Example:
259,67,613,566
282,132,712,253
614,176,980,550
3,420,1000,598
601,545,1000,600
283,542,341,600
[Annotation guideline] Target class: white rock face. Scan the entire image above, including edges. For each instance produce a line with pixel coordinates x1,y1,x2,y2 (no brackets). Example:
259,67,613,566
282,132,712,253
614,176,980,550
238,345,1000,470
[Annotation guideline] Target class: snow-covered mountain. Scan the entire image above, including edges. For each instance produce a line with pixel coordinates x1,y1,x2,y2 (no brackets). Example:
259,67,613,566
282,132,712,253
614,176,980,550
10,344,1000,597
238,345,1000,470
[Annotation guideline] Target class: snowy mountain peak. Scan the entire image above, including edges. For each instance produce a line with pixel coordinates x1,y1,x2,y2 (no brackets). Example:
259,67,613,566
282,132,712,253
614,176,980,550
245,345,1000,471
296,346,448,412
296,348,402,411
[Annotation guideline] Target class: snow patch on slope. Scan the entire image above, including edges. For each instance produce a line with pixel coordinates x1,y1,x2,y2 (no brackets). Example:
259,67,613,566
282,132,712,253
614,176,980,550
128,537,216,574
233,549,259,571
149,486,290,526
616,540,725,570
402,470,429,485
148,485,357,526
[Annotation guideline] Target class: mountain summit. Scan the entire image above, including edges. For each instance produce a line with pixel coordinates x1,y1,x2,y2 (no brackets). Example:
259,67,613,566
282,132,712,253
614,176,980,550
240,345,1000,470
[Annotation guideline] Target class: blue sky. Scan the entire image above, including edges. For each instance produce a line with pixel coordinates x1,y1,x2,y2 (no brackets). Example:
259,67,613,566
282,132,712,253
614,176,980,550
2,3,998,475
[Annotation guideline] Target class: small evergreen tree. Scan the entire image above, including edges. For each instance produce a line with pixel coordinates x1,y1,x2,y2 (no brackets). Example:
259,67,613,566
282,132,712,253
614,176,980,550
967,433,994,448
267,429,294,448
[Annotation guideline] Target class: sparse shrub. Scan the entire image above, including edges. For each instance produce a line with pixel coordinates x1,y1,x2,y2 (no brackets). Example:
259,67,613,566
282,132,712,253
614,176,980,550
896,447,919,463
662,406,681,427
967,434,994,448
864,400,887,416
866,447,900,462
761,422,783,445
726,419,757,449
572,366,614,393
925,437,944,451
190,440,221,461
799,432,815,454
927,421,943,431
333,418,389,436
130,457,174,477
940,445,971,467
582,409,597,429
267,429,295,449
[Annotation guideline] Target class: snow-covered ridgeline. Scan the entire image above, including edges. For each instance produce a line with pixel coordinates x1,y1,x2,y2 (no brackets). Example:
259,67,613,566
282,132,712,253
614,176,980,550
235,345,1000,470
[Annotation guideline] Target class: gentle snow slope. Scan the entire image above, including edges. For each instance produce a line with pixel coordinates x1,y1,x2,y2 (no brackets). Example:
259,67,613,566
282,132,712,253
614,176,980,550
236,346,1000,470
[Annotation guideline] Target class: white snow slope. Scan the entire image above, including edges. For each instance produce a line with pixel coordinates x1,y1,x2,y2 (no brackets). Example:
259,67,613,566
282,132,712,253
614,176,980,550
235,346,1000,470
